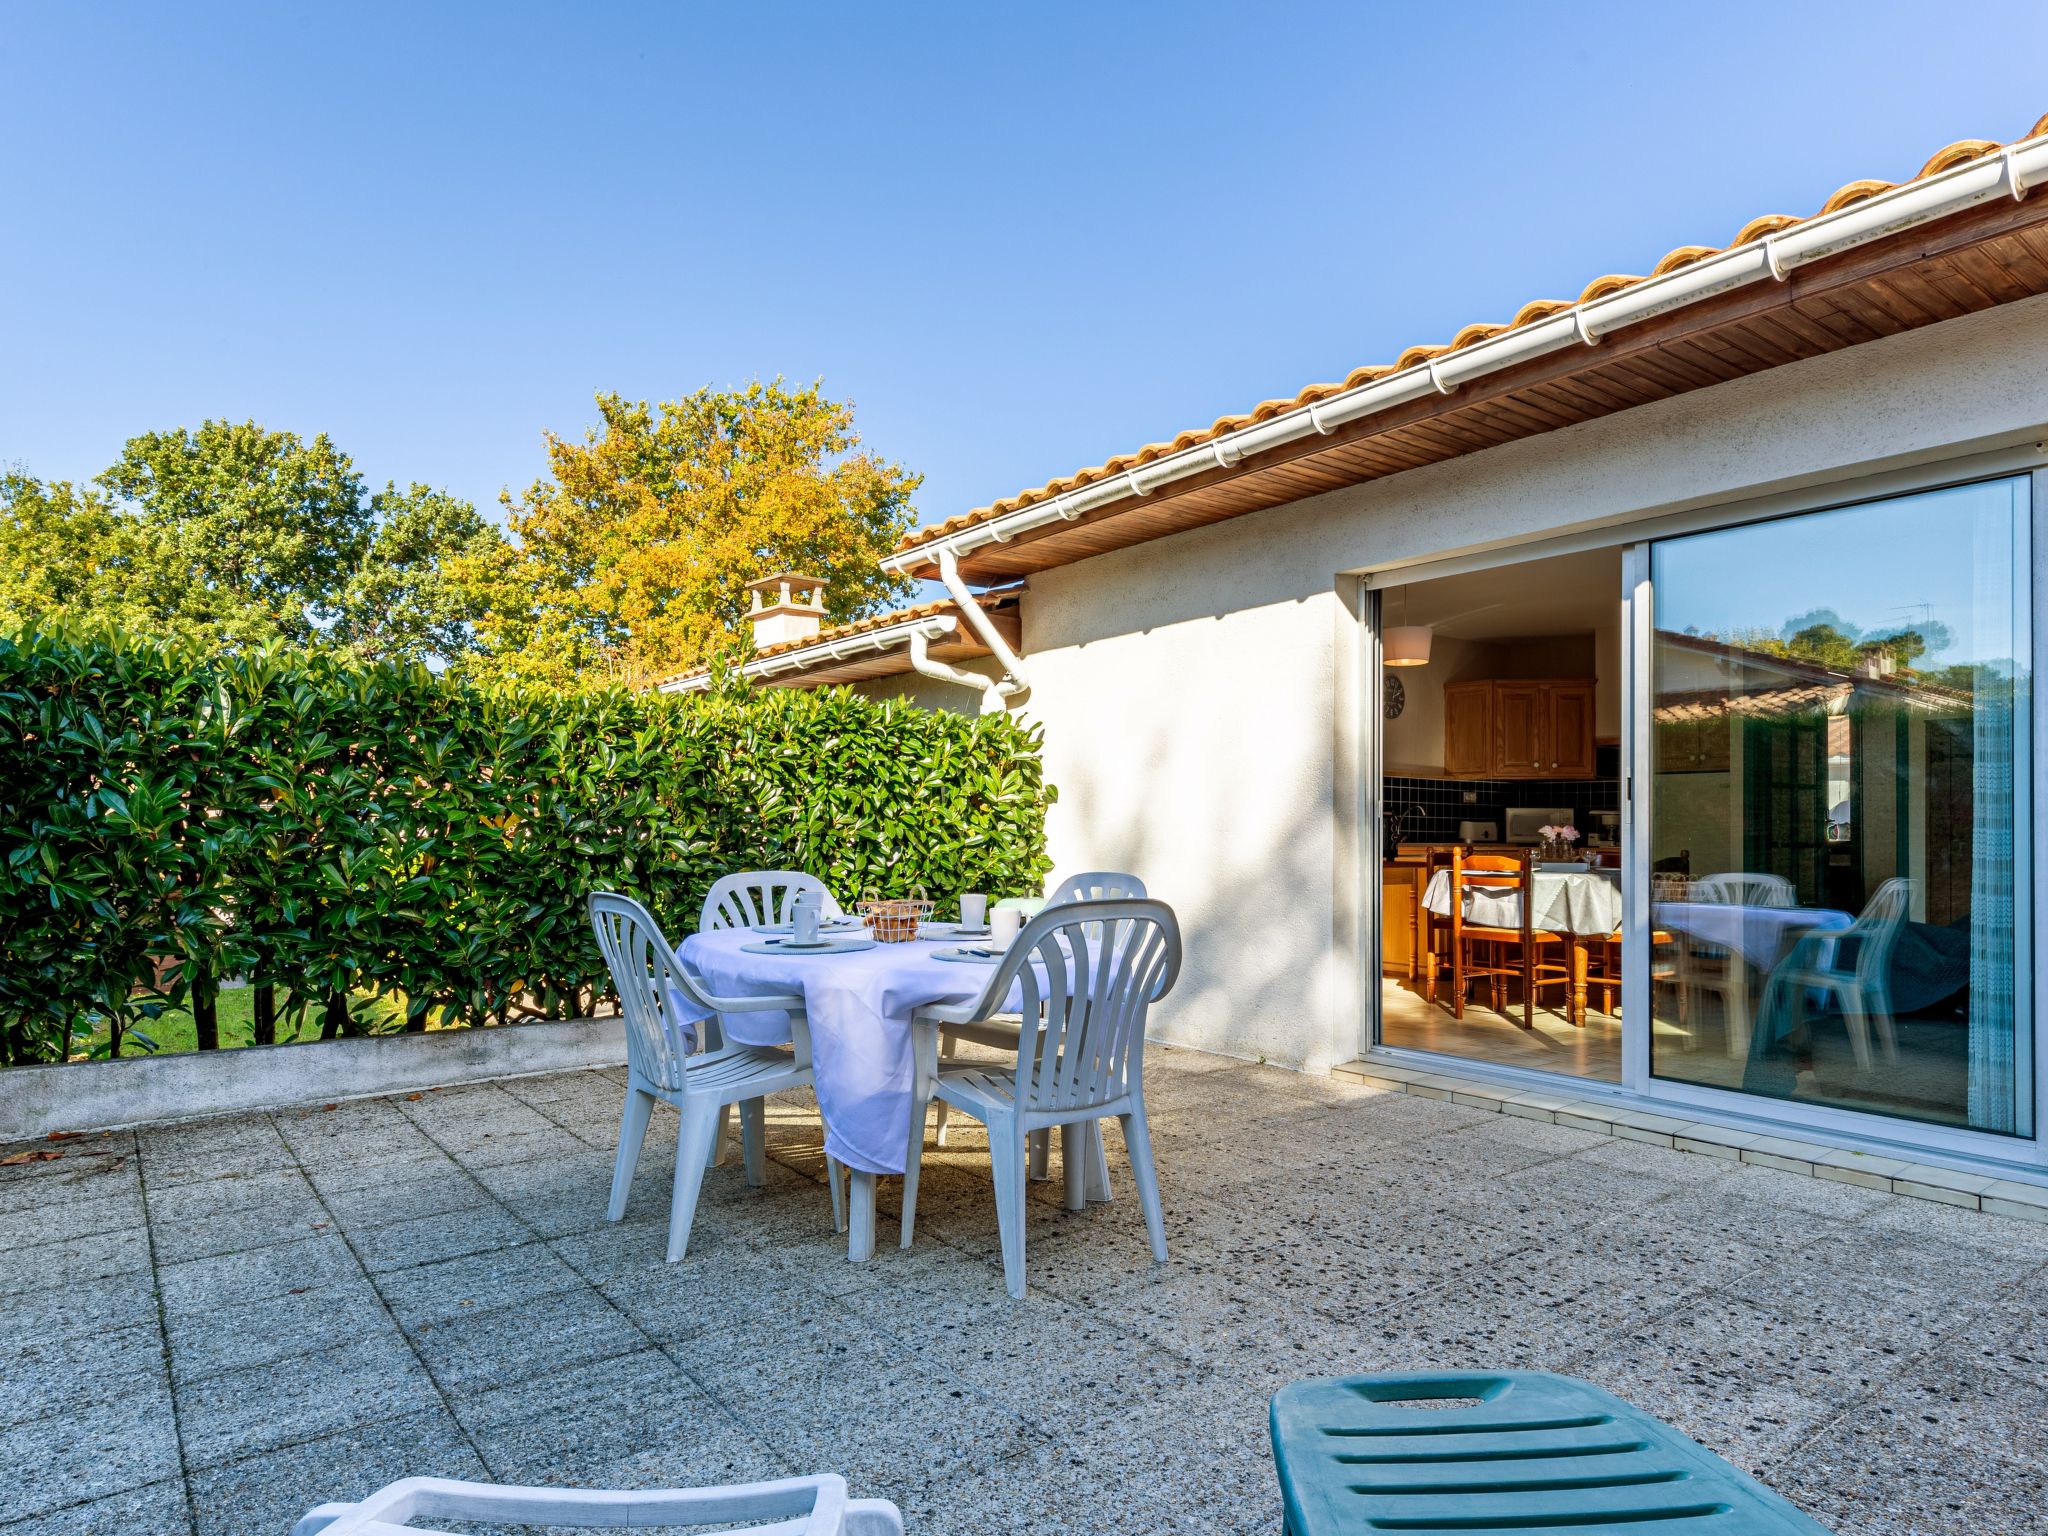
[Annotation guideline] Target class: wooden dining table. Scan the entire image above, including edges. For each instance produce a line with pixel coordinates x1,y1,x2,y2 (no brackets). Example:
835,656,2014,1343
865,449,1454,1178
1421,866,1623,1021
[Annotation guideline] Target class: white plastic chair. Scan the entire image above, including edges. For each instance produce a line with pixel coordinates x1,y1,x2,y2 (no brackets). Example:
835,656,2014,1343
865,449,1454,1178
1692,872,1795,908
292,1472,903,1535
1046,869,1148,904
901,898,1183,1298
931,869,1149,1160
1762,877,1915,1069
702,870,846,931
1678,872,1797,1056
590,893,844,1262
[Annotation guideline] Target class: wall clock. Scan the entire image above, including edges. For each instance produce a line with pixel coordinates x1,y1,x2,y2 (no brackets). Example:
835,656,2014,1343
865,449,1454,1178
1383,673,1406,719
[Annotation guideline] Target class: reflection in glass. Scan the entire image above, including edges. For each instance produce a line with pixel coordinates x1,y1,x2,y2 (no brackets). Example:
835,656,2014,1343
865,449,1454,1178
1647,478,2030,1133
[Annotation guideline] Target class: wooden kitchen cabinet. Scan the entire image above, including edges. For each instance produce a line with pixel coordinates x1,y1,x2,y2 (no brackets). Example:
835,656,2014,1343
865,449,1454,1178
1443,682,1493,777
1441,678,1598,779
1381,870,1417,976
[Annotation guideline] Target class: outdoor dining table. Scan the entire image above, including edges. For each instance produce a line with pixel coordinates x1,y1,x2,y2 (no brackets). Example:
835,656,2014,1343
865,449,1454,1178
1651,900,1853,1059
672,923,1060,1262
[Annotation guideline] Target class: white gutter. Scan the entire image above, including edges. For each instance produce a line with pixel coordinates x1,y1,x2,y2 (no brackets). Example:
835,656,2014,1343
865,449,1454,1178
656,615,961,694
881,133,2048,575
907,628,1006,710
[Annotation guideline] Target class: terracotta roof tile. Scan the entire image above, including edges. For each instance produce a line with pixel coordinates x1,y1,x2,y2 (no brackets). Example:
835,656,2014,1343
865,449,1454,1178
898,114,2048,555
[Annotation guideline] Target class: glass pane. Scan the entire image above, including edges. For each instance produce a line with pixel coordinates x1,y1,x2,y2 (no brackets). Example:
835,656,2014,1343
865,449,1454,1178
1647,478,2030,1133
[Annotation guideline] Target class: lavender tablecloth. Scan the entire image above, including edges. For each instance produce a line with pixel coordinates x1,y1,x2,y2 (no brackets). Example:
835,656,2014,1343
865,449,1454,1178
671,927,1018,1177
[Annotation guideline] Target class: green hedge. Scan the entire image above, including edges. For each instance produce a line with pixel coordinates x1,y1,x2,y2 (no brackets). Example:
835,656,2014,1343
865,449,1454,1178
0,627,1055,1067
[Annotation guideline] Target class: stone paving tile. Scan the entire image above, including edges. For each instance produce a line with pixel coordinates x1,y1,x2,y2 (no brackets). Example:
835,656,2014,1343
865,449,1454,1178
1772,1407,2048,1535
349,1202,535,1274
156,1232,366,1315
313,1158,492,1229
0,1385,180,1524
685,1309,1050,1496
0,1269,161,1347
455,1347,789,1491
0,1142,138,1218
404,1285,647,1395
14,1056,2048,1534
173,1332,442,1469
371,1239,588,1330
0,1319,168,1430
0,1224,153,1291
0,1185,146,1251
185,1407,486,1536
0,1477,191,1536
163,1281,396,1385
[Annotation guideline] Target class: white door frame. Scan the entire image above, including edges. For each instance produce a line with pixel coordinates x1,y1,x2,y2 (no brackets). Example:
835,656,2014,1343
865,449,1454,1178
1357,446,2048,1170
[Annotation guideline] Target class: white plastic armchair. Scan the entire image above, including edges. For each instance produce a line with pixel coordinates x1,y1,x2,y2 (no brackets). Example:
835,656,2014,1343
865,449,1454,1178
927,872,1146,1168
1764,876,1915,1069
702,870,846,931
291,1472,904,1536
902,898,1183,1297
589,893,844,1260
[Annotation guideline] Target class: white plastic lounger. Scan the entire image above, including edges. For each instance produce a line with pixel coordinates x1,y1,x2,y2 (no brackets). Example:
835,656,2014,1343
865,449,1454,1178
292,1472,904,1536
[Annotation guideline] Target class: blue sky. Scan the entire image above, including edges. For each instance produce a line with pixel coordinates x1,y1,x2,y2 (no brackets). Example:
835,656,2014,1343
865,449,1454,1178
4,1,2047,540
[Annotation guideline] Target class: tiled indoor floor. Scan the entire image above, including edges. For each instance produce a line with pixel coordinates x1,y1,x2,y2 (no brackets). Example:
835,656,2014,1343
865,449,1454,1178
5,1049,2047,1534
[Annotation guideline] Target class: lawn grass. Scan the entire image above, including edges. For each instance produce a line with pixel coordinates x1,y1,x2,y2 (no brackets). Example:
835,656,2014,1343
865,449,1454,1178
82,986,391,1060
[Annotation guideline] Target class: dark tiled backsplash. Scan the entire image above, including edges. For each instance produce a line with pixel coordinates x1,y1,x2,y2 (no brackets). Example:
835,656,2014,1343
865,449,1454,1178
1382,774,1621,846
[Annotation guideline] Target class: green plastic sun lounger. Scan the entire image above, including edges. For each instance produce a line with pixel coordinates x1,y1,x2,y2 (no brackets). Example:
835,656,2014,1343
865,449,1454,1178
1270,1371,1833,1535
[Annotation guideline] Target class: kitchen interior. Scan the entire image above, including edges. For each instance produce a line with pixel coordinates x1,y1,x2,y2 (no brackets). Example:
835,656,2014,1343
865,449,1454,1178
1376,546,1632,1081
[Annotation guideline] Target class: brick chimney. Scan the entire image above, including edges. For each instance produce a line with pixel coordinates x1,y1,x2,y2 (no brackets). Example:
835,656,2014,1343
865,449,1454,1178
745,573,828,648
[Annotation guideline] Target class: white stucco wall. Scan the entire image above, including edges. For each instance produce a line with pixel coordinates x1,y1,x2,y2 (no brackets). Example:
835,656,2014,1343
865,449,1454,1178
1016,293,2048,1074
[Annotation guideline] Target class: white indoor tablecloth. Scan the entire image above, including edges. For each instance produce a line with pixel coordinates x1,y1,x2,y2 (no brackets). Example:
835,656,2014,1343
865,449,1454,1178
1652,900,1852,970
1421,868,1623,936
672,927,1018,1177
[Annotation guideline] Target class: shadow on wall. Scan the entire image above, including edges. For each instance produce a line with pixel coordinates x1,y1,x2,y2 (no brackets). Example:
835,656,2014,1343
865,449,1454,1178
1037,702,1341,1075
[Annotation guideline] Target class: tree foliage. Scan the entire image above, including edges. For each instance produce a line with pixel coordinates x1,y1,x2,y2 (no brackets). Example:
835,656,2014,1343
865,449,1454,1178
0,625,1055,1068
464,383,920,687
99,421,374,643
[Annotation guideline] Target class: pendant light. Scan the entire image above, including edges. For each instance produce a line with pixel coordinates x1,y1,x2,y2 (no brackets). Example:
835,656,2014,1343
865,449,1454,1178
1382,585,1432,667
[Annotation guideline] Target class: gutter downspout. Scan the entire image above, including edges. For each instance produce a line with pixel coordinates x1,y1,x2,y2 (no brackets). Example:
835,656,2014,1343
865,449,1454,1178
934,546,1028,703
907,629,1007,712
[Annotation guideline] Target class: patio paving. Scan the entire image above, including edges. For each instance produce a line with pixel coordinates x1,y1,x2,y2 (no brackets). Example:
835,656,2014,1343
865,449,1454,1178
5,1048,2048,1534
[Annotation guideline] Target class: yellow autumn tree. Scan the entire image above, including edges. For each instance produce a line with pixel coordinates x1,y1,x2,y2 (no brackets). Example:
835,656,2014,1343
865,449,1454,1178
457,382,920,686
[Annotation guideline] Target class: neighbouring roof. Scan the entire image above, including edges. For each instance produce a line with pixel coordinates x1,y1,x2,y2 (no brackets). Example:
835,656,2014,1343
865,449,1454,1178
648,587,1024,692
891,112,2048,582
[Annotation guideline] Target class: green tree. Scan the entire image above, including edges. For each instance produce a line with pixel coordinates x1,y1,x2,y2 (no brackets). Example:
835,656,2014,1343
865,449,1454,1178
0,471,274,648
99,420,372,642
462,382,920,686
337,482,507,665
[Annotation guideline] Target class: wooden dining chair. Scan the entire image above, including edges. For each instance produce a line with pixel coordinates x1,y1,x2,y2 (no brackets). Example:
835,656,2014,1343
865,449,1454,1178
899,898,1183,1298
1440,849,1577,1028
588,893,845,1262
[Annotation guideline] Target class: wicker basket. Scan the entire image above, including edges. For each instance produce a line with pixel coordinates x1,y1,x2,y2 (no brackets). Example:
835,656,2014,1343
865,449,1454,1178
858,888,934,943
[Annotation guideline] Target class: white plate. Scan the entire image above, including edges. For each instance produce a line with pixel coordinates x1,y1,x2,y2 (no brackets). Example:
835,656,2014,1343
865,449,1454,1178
933,945,1004,963
751,918,863,935
920,922,992,940
740,936,877,956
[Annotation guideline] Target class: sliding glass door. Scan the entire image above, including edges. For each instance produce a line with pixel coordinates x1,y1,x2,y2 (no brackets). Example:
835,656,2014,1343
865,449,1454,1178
1642,477,2032,1134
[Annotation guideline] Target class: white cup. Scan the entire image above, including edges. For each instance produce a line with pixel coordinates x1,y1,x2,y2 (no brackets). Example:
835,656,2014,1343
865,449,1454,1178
990,906,1024,948
791,891,821,946
959,893,988,930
